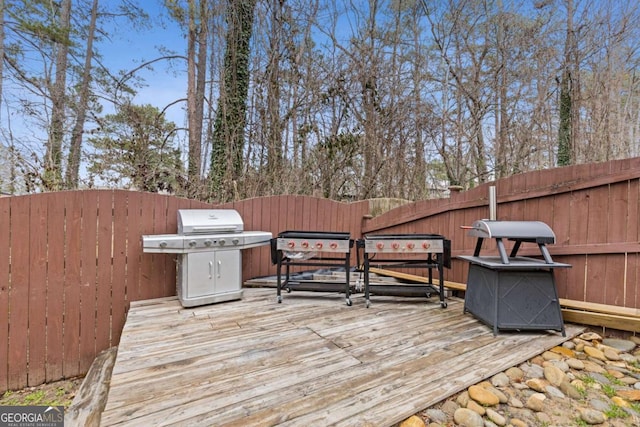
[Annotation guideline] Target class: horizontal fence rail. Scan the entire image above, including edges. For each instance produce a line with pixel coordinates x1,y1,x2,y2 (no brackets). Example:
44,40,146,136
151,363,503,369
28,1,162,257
1,156,639,393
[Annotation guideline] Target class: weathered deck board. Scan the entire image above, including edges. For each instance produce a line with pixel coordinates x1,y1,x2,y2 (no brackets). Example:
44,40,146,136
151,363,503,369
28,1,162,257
101,288,583,427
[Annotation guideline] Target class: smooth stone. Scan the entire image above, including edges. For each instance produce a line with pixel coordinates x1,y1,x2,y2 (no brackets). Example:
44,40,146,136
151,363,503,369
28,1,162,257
548,359,570,372
480,384,508,403
584,346,607,361
521,363,544,379
510,419,528,427
424,409,447,424
550,345,575,358
604,347,621,361
491,372,510,387
541,350,562,361
505,367,524,382
603,338,637,353
525,393,546,412
579,408,606,424
544,365,566,386
560,379,583,399
485,408,506,426
456,391,469,408
567,358,585,370
399,415,426,427
453,408,484,427
629,336,640,345
508,396,524,408
620,376,638,385
466,399,485,415
589,398,610,412
468,385,499,406
525,378,548,392
545,384,566,398
583,360,607,373
580,332,603,341
617,389,640,401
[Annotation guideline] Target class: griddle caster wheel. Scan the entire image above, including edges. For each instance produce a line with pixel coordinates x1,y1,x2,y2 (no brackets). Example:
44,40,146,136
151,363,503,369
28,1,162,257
425,292,432,298
346,298,352,306
365,300,370,308
441,301,447,308
286,287,292,293
277,295,282,303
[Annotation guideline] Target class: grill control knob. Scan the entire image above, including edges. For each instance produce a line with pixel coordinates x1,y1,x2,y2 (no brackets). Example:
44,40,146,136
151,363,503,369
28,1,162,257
406,242,415,250
288,241,296,248
330,242,338,249
391,242,400,249
422,242,431,249
301,241,309,248
159,241,168,248
204,240,212,247
376,242,384,250
315,242,323,249
232,238,240,245
188,240,197,247
219,239,226,246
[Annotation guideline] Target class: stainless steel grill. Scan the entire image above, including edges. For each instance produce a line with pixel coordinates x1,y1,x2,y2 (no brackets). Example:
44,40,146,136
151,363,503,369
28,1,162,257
142,209,272,307
459,220,570,336
358,234,451,308
272,231,354,305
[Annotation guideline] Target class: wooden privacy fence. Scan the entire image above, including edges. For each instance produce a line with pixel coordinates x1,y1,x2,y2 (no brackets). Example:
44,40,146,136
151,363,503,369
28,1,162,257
1,156,639,393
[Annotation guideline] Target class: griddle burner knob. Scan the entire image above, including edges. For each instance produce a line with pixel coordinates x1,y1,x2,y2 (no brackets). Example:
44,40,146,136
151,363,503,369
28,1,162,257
219,239,226,246
376,242,384,250
406,242,415,250
287,241,295,248
188,240,197,247
316,242,324,249
232,238,240,245
159,241,168,248
301,241,309,248
391,242,400,249
204,239,212,247
330,242,338,249
422,242,431,249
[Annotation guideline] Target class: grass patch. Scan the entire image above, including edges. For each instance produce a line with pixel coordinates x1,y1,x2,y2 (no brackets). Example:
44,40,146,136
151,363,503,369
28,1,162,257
604,404,629,419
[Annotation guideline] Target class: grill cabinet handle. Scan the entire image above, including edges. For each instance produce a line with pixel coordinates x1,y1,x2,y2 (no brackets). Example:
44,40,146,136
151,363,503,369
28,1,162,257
217,260,222,278
208,261,213,279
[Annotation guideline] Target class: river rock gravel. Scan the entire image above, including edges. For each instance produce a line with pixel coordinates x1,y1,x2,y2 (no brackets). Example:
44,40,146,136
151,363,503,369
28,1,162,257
398,331,640,427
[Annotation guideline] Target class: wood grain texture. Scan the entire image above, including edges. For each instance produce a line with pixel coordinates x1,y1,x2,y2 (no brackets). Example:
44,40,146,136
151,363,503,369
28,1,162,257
100,288,582,427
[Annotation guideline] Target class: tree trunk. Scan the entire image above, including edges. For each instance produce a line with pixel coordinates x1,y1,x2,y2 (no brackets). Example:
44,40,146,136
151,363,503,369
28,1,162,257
44,0,71,191
65,0,98,189
186,0,208,198
209,0,256,201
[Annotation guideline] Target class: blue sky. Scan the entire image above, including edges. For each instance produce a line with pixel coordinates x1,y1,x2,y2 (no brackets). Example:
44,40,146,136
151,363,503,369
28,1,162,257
97,1,189,127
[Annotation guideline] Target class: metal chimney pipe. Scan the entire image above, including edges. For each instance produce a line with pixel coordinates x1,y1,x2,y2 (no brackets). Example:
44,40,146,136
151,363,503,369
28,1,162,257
489,186,497,220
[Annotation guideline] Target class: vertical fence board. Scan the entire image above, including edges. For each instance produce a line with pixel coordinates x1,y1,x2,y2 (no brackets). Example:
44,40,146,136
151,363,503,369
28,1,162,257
80,191,98,371
0,198,10,391
163,195,178,296
604,255,626,306
63,192,82,378
111,191,128,346
127,193,143,302
8,196,29,390
45,194,65,382
28,194,47,386
96,191,114,350
150,195,168,298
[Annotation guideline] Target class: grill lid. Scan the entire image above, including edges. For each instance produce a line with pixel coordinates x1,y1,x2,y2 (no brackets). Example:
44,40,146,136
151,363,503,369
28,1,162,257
467,220,555,244
177,209,244,235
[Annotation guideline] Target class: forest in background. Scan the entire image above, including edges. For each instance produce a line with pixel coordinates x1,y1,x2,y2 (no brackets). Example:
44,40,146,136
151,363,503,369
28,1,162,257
1,0,639,202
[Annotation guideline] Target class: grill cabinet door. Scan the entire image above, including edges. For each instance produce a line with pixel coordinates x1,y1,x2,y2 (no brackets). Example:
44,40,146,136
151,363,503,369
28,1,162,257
183,250,241,299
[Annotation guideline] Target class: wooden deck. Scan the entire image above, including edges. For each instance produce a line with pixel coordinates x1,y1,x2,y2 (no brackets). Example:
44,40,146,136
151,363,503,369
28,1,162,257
100,288,583,427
